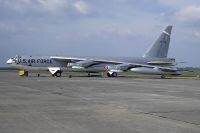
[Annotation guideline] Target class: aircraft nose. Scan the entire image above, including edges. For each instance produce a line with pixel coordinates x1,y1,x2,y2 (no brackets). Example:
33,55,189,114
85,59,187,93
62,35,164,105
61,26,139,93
6,58,13,64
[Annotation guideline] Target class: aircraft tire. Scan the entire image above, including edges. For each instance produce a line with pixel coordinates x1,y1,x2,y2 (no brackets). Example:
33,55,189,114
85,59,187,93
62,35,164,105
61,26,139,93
112,72,118,77
107,72,111,77
55,71,62,77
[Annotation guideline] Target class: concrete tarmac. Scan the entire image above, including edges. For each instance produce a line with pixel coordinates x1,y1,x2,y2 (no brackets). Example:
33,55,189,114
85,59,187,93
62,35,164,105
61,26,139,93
0,71,200,133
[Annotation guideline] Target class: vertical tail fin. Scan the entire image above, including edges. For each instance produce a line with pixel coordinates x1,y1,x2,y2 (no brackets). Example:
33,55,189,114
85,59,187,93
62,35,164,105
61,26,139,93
143,25,172,58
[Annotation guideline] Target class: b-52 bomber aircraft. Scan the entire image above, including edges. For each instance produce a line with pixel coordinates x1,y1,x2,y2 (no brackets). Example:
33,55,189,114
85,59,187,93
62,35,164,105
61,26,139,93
6,25,180,78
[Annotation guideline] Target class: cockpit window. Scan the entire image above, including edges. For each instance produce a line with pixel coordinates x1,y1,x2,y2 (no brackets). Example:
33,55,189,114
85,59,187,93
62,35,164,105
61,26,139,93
12,55,20,63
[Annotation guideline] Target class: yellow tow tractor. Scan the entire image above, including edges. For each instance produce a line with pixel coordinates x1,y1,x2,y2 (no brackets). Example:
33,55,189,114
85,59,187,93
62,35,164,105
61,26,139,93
18,70,28,77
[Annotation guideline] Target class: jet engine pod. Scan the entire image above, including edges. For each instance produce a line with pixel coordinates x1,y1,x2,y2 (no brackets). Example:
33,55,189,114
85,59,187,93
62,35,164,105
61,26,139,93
130,67,164,75
105,64,130,72
72,60,98,68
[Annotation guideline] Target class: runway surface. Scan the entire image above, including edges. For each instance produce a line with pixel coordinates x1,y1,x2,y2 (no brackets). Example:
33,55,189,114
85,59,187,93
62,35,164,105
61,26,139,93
0,71,200,133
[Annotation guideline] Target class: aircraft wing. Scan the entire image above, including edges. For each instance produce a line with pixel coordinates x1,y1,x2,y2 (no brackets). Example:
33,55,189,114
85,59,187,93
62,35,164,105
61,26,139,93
50,56,122,67
50,56,178,73
129,63,178,71
107,62,178,72
50,56,86,62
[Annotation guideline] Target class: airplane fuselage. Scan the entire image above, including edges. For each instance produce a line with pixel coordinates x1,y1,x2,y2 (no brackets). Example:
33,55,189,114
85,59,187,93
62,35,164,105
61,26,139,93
7,55,175,72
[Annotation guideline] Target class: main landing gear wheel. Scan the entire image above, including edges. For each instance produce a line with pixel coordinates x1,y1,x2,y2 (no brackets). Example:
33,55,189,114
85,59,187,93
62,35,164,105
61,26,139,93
107,73,111,77
112,72,118,77
52,71,62,77
107,72,118,77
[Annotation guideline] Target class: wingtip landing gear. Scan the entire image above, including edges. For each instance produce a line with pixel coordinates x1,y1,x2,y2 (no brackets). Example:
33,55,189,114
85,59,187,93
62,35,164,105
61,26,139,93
88,73,91,77
161,75,166,79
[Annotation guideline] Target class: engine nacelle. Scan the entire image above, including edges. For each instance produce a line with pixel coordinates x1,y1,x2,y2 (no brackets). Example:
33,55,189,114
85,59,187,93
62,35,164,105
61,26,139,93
69,60,95,69
106,64,129,72
130,67,165,75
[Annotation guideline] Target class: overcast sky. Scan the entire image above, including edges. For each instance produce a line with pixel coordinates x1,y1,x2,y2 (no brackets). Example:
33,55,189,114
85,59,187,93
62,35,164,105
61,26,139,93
0,0,200,67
